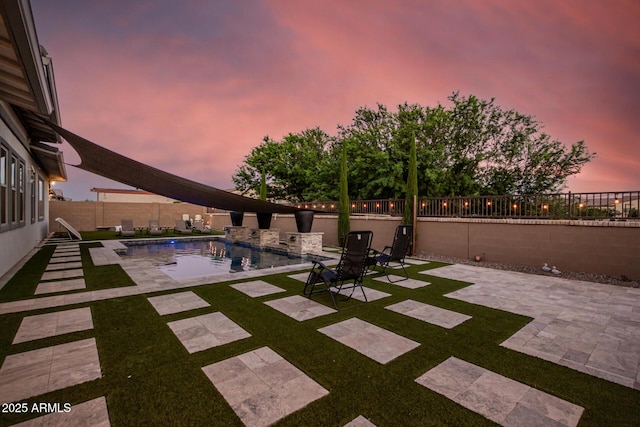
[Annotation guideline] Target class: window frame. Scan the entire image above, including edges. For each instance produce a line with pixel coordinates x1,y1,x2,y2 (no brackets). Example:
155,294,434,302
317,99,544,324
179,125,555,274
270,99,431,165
38,175,45,222
0,140,28,233
0,143,7,230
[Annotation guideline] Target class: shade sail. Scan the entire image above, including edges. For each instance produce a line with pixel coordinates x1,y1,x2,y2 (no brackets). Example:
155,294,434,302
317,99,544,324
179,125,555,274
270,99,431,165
37,117,301,213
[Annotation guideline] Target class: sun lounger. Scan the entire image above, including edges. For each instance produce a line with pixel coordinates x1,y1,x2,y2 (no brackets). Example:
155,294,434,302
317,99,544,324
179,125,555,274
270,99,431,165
120,219,136,237
367,225,412,282
193,219,208,233
304,230,373,309
54,217,82,240
148,220,162,236
175,219,193,234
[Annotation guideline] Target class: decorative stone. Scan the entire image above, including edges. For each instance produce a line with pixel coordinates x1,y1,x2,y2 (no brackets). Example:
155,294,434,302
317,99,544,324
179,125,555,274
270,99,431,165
225,226,251,244
251,228,280,248
287,232,324,255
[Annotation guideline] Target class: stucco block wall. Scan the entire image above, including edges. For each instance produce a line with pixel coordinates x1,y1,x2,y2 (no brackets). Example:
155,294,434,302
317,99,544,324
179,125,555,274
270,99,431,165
49,201,210,231
417,218,640,279
47,204,640,280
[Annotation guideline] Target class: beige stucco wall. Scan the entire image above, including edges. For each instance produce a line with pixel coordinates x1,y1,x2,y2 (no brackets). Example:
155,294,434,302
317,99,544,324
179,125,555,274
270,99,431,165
49,201,210,230
417,218,640,280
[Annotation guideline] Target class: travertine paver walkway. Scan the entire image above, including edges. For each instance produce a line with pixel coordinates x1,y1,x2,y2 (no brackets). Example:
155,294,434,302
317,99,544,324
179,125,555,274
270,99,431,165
0,338,101,404
168,312,251,353
34,278,86,295
40,269,84,282
265,295,336,321
202,346,329,427
373,275,431,289
425,264,640,390
385,299,471,329
45,261,83,271
231,280,286,298
416,356,584,426
48,255,81,263
13,307,93,344
12,396,110,427
318,317,420,364
147,291,210,315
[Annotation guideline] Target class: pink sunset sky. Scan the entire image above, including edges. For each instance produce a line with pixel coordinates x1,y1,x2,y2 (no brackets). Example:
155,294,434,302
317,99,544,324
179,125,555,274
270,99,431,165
32,0,640,201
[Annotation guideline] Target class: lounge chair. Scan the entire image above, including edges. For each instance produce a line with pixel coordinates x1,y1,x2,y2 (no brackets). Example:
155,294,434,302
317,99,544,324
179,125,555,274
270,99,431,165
120,219,136,237
175,219,193,234
367,225,412,282
148,220,162,236
304,230,373,309
193,219,208,233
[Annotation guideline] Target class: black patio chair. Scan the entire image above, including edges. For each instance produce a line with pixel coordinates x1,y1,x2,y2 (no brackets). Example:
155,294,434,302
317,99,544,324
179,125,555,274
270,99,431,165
367,225,412,282
303,230,373,309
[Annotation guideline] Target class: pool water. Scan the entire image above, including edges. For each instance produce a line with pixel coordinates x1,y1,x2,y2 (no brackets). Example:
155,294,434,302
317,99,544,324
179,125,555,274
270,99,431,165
121,239,318,280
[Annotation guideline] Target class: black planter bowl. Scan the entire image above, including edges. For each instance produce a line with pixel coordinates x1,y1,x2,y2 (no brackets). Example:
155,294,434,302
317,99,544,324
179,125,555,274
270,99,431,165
294,210,314,233
256,212,272,229
230,211,244,226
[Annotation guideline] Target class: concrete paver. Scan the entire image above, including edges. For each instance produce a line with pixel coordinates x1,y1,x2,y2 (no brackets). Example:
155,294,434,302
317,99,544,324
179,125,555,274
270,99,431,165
264,295,336,321
318,317,420,364
12,396,110,427
231,280,286,298
147,291,210,315
416,356,584,426
168,312,251,353
34,278,86,295
425,264,640,390
0,338,101,404
202,346,328,427
13,307,93,344
385,299,471,329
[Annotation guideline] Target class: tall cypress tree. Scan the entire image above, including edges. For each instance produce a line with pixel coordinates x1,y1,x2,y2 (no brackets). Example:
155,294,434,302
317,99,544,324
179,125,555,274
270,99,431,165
338,144,350,245
403,133,418,225
260,168,267,201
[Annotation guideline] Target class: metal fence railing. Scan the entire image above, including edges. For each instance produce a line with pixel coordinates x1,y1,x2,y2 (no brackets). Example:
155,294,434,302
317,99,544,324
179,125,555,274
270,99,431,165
302,191,640,220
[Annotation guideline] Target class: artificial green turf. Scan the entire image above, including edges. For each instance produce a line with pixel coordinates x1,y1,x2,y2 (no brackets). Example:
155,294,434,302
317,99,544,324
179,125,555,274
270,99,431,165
1,250,639,426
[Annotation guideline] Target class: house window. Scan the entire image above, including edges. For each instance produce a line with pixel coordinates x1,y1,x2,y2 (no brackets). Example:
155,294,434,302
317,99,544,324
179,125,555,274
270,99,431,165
10,155,16,223
19,161,25,223
30,169,36,224
0,145,6,226
38,177,45,221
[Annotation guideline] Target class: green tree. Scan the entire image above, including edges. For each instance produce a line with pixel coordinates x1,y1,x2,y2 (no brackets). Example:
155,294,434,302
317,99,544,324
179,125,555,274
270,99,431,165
338,143,350,245
233,94,596,201
232,128,334,202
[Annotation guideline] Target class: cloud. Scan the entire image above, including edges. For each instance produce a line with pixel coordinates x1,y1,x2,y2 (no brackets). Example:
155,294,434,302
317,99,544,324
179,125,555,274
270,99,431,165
31,0,640,199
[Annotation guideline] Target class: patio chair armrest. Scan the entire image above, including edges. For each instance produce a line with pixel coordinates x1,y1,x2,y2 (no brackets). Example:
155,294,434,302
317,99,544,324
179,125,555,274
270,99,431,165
310,259,332,272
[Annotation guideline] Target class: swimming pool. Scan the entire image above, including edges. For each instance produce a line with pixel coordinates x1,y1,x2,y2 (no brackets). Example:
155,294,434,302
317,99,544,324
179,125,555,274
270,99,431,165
121,238,322,280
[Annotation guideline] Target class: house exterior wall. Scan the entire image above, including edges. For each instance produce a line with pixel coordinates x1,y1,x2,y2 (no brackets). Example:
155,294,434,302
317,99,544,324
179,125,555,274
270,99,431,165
0,117,50,279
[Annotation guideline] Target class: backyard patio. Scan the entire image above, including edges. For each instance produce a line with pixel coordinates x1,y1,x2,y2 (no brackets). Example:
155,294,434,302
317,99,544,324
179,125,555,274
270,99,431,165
0,236,638,426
